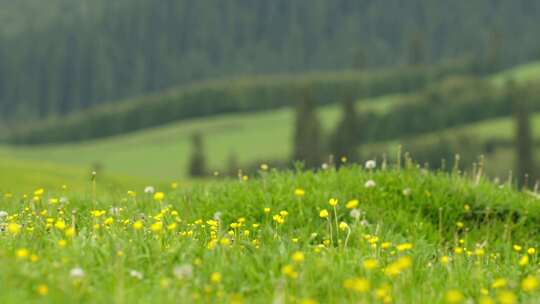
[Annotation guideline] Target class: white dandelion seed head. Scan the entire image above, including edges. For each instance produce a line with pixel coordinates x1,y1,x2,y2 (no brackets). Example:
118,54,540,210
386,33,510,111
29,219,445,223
70,267,85,279
109,207,121,216
402,188,412,197
129,270,144,280
144,186,155,194
364,180,376,188
0,211,8,219
365,160,376,170
173,264,193,280
321,163,329,170
59,197,69,204
360,219,370,227
350,209,361,219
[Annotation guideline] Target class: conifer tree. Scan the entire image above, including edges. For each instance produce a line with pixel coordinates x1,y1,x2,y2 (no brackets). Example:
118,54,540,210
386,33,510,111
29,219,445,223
330,98,360,164
227,151,239,177
188,131,207,177
292,89,322,169
510,81,535,187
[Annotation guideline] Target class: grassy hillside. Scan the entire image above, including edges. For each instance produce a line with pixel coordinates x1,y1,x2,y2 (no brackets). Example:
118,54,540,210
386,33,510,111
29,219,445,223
2,166,540,303
0,156,155,194
0,94,403,180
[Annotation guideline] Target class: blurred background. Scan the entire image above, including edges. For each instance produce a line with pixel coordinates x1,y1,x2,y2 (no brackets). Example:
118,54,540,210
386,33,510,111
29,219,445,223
1,0,540,191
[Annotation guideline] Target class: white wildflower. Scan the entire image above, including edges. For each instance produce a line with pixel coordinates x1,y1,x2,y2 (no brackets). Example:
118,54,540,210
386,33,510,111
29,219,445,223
365,160,376,170
144,186,155,194
0,211,8,219
350,209,361,219
173,264,193,280
129,270,144,280
70,267,85,279
364,180,376,188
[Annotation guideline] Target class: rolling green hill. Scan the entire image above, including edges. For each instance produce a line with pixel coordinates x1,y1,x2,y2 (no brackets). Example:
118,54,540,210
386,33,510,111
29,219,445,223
2,61,540,184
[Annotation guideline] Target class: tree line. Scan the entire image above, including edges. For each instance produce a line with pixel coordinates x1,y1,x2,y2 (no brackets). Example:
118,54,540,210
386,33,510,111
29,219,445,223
1,0,540,123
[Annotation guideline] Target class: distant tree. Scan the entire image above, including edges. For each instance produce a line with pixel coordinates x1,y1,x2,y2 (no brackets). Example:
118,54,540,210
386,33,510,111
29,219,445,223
330,98,361,164
227,151,239,177
292,89,322,168
188,132,207,177
352,48,367,70
408,32,427,66
510,81,535,187
485,30,504,73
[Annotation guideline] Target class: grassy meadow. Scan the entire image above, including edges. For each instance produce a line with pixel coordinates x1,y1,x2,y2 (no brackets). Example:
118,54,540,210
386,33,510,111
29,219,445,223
2,163,540,303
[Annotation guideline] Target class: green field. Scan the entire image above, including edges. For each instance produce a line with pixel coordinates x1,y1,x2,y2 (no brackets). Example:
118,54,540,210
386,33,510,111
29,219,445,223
0,94,403,181
2,165,540,303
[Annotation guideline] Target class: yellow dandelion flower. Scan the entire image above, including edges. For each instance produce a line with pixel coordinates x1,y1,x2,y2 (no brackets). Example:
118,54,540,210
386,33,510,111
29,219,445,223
346,199,359,209
319,209,329,219
150,222,163,233
292,251,304,263
522,275,538,292
339,222,349,231
104,217,114,225
281,264,298,279
133,220,144,230
328,198,338,207
441,256,450,265
519,255,529,266
528,247,536,255
36,284,48,296
363,259,379,270
8,223,21,235
513,245,522,252
154,192,165,201
444,289,464,304
343,277,370,293
65,227,76,237
294,188,305,197
491,278,507,289
496,290,516,304
16,248,29,259
210,272,221,284
396,243,413,252
58,239,67,248
478,296,494,304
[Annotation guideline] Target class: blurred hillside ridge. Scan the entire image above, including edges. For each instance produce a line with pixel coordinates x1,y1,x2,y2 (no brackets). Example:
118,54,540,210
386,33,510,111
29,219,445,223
1,0,540,124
